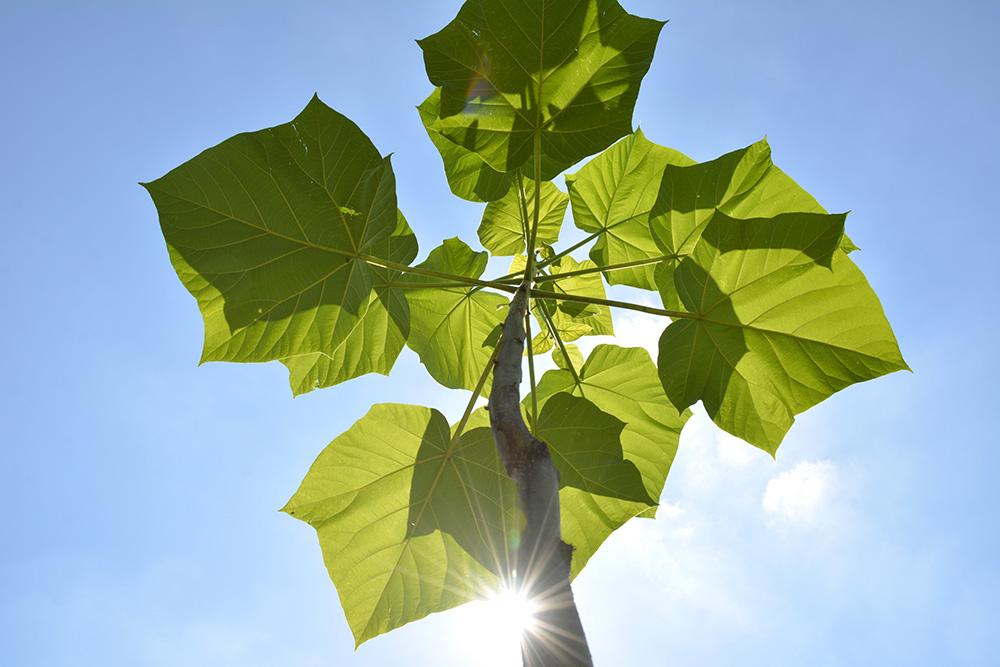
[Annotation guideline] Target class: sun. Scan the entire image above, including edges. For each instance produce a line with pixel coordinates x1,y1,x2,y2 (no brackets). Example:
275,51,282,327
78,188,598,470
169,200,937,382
447,585,538,666
483,585,539,637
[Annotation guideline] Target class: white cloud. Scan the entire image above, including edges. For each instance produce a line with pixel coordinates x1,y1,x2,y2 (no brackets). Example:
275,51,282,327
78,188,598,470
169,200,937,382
762,460,837,525
715,429,766,467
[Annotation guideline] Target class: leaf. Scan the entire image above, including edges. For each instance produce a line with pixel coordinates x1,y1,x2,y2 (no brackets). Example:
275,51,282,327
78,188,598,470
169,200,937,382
566,130,694,289
536,393,652,504
478,180,568,256
283,404,519,645
529,344,690,575
567,133,859,297
143,95,417,395
418,0,665,178
417,88,513,202
536,256,614,341
404,238,507,390
657,210,908,453
552,343,583,371
646,138,860,309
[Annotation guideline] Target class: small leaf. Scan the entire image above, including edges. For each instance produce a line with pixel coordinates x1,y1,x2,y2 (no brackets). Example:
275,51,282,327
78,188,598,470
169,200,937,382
537,256,614,340
417,88,513,202
657,210,908,453
404,238,507,390
283,404,519,645
143,95,417,395
418,0,665,178
552,343,583,372
478,180,568,256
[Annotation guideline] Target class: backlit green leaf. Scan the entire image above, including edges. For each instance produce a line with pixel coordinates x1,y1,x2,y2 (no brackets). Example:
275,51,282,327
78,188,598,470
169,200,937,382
646,138,860,309
533,256,614,350
529,344,690,575
404,238,507,389
478,180,568,255
566,130,693,289
417,88,513,202
552,343,584,371
283,404,519,645
418,0,665,178
535,393,652,505
657,211,908,453
143,95,417,395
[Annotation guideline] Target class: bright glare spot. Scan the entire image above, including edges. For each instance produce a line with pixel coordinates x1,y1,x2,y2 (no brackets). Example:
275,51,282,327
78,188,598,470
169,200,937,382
447,586,537,667
486,586,538,636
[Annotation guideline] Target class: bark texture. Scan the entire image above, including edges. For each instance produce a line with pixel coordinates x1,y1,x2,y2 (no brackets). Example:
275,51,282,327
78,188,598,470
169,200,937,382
489,284,594,667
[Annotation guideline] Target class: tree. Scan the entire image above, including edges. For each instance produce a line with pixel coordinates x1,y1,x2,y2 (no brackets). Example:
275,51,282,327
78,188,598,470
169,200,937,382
142,1,906,665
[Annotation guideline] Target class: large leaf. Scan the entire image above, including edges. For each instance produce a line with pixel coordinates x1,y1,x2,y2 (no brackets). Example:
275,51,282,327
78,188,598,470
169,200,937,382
535,393,652,505
566,130,694,289
143,95,417,395
658,211,908,453
418,0,665,179
567,133,853,298
478,180,568,255
529,344,690,575
645,138,858,309
404,238,507,390
418,88,513,202
283,404,519,645
283,398,657,643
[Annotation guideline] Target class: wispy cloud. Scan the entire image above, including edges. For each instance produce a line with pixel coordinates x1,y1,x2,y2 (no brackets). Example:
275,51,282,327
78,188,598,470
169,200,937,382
762,460,837,526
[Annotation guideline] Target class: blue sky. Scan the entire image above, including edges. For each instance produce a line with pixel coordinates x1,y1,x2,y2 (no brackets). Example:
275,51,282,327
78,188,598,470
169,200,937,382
2,1,998,665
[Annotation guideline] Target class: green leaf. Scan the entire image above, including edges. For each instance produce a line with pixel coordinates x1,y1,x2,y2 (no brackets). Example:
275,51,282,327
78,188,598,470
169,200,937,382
529,344,690,575
283,404,519,645
535,393,652,504
417,88,513,202
566,130,694,289
143,95,417,395
657,210,908,453
567,133,858,297
536,256,614,341
646,138,857,309
552,343,583,371
478,180,568,256
418,0,665,178
404,238,508,390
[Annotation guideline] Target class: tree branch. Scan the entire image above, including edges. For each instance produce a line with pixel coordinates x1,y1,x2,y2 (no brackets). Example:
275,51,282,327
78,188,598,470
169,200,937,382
533,253,682,282
360,254,518,293
530,288,691,320
488,285,593,667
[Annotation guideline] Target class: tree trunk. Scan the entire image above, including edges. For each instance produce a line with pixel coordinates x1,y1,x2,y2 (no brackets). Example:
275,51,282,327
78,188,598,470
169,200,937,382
489,284,594,667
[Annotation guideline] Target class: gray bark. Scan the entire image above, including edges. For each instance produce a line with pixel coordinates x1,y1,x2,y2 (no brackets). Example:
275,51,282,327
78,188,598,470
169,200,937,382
488,284,594,667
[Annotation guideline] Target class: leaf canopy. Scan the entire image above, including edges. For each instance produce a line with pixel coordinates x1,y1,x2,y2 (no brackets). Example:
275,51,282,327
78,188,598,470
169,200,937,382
657,211,908,453
143,9,908,654
418,0,665,179
143,95,416,395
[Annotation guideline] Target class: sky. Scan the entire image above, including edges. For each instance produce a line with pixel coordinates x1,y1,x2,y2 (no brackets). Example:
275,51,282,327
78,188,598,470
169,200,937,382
1,0,998,665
